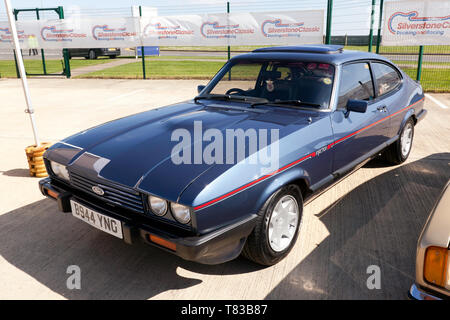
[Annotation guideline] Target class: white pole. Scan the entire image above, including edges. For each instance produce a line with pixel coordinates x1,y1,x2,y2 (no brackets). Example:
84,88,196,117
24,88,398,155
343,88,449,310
4,0,40,146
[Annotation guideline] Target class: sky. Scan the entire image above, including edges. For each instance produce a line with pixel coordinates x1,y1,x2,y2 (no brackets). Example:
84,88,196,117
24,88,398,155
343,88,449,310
0,0,382,35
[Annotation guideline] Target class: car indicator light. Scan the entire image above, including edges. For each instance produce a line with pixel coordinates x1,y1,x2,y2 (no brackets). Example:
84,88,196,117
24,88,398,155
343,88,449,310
46,189,59,199
424,246,449,289
149,234,176,251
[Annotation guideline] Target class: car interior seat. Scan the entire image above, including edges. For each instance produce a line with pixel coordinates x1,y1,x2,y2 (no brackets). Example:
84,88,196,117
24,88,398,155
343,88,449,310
260,71,293,101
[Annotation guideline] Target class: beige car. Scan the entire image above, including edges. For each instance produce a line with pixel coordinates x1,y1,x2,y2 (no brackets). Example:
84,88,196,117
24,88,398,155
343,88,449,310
410,181,450,300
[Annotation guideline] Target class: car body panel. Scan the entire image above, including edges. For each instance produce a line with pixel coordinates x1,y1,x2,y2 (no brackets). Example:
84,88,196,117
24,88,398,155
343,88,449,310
411,181,450,299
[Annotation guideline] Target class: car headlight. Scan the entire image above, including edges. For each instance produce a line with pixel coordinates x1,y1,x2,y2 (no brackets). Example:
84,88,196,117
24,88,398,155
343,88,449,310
170,202,191,224
148,195,168,216
50,161,70,181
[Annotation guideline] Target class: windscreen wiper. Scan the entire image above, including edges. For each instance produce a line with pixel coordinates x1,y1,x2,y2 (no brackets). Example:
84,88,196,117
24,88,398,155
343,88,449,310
251,100,322,109
194,94,251,103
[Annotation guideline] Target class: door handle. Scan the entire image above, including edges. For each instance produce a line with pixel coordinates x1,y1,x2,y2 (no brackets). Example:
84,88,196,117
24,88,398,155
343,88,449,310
377,106,387,112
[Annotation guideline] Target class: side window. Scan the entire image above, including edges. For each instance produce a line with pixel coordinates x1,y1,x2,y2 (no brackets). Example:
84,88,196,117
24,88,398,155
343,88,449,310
337,62,374,109
372,62,401,96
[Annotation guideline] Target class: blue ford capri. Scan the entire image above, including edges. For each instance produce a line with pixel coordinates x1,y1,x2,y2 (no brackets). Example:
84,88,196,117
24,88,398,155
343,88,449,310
40,45,426,265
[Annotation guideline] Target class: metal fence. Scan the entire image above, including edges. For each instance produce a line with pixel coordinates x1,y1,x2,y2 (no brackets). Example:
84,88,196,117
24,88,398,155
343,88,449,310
0,0,448,92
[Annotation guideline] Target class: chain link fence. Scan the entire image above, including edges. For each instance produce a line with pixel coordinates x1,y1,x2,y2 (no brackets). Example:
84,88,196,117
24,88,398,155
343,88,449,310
0,0,448,92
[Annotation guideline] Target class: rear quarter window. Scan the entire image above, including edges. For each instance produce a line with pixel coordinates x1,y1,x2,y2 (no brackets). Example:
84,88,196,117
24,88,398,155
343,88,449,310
371,62,401,96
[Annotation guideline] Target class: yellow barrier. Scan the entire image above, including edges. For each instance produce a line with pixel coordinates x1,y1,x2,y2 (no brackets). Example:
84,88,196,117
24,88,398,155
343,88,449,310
25,142,52,178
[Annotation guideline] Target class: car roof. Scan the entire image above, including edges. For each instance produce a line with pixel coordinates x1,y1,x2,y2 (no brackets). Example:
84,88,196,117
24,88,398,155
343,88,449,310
232,45,390,66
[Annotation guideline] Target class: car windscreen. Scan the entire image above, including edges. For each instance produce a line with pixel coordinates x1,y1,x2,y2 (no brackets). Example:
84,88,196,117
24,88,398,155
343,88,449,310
202,60,335,109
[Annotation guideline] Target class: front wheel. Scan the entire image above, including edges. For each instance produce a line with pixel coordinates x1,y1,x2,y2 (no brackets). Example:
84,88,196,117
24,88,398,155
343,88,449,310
242,184,303,266
382,118,415,164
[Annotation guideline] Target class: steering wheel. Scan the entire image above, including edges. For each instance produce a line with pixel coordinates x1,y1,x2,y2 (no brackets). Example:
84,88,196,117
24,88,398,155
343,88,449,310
225,88,246,95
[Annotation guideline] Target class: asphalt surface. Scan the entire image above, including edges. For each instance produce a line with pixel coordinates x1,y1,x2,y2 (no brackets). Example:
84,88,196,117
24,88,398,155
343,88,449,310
0,78,448,299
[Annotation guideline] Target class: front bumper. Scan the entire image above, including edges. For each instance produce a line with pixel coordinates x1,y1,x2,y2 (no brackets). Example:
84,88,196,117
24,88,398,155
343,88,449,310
409,283,446,300
100,49,120,56
39,177,257,264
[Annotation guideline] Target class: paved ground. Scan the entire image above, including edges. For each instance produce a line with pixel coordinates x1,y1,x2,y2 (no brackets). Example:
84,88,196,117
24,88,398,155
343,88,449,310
0,78,448,299
70,58,137,77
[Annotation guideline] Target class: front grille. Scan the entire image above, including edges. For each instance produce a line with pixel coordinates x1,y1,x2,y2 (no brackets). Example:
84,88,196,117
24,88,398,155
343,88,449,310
69,172,144,213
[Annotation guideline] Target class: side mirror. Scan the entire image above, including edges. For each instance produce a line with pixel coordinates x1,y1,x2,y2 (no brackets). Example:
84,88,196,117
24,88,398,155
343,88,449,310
345,99,368,117
197,85,206,94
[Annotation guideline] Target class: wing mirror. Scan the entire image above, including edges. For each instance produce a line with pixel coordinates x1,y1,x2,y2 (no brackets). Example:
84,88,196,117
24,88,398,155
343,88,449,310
345,99,368,117
197,85,206,94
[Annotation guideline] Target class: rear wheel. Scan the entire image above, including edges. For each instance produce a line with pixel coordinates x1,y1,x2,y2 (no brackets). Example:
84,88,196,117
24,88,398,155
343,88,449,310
88,50,97,60
382,118,414,164
109,55,117,59
242,184,302,266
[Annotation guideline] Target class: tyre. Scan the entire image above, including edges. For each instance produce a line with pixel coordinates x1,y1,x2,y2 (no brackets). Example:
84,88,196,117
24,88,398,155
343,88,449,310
88,50,97,60
109,55,117,59
382,118,414,164
242,184,303,266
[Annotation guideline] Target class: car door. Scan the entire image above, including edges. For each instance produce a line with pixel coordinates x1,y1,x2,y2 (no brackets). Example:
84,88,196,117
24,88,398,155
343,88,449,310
330,61,391,174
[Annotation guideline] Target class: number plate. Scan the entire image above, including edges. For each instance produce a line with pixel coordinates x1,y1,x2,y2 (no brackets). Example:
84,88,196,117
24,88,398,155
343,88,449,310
70,200,123,239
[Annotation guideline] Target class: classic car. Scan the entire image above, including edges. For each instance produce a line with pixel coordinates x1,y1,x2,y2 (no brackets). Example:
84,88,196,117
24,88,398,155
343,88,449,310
67,47,120,59
39,45,427,265
409,180,450,300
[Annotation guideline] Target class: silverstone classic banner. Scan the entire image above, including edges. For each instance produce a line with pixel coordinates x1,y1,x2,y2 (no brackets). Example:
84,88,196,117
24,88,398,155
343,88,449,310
382,0,450,46
0,10,323,49
140,10,323,46
0,17,140,49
